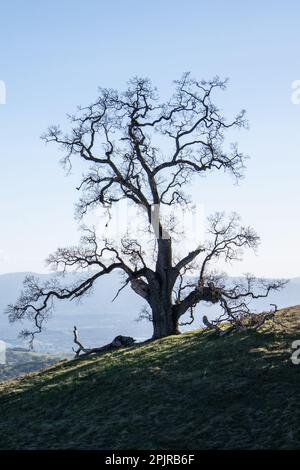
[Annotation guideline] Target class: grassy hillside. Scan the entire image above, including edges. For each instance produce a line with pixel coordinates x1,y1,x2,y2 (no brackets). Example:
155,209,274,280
0,306,299,450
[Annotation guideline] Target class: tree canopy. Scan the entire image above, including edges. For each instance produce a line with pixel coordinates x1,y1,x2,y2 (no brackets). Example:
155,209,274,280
7,74,286,346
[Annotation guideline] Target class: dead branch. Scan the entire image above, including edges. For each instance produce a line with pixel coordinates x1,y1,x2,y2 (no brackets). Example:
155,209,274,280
72,326,135,357
202,303,282,337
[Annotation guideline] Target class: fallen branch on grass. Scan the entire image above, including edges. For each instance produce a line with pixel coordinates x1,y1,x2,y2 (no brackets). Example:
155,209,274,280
72,326,135,357
202,304,282,336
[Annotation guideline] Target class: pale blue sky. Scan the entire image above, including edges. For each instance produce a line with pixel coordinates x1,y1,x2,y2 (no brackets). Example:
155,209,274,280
0,0,299,277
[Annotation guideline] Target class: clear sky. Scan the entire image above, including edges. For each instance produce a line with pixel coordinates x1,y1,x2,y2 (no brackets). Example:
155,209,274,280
0,0,299,278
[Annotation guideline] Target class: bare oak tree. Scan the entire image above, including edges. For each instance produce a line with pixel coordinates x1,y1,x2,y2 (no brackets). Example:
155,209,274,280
7,74,286,346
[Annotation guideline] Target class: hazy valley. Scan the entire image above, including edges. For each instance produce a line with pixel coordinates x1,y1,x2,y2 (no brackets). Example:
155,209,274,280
0,271,299,355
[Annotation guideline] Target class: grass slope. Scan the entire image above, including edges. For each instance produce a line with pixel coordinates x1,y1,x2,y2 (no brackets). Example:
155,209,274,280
0,306,299,450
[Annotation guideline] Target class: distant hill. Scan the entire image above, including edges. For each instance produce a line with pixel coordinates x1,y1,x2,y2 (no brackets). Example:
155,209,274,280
0,306,299,449
0,271,299,353
0,348,69,382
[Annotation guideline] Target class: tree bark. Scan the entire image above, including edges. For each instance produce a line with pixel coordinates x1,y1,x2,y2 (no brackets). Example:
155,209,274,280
150,237,179,338
151,300,179,338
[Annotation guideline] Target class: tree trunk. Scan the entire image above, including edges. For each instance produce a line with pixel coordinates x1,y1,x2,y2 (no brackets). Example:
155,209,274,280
150,236,179,338
152,301,179,338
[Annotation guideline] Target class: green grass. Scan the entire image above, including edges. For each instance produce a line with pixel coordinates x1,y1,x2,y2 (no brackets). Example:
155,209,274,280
0,306,299,449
